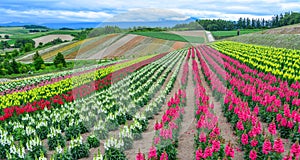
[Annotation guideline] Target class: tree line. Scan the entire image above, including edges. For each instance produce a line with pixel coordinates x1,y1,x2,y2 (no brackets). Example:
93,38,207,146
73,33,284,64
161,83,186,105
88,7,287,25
197,11,300,31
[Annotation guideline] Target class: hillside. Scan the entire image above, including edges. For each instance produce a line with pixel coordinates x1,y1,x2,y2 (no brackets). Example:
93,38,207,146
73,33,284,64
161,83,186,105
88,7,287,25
226,23,300,49
261,23,300,34
18,33,195,62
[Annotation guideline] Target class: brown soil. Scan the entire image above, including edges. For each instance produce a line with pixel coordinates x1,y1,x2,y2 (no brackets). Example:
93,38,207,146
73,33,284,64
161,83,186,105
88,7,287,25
170,41,187,51
177,58,197,160
88,34,138,59
33,34,74,47
195,57,244,160
105,36,146,58
65,34,118,59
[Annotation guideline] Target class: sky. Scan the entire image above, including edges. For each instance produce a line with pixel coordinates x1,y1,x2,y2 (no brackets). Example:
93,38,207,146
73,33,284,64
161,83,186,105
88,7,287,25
0,0,299,24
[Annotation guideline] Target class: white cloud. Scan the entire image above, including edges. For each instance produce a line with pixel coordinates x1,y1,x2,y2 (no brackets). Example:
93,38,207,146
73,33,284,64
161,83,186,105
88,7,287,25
0,0,300,23
106,8,188,22
0,9,113,22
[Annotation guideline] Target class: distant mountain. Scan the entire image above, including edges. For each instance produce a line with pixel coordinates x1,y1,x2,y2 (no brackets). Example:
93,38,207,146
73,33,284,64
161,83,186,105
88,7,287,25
0,17,198,29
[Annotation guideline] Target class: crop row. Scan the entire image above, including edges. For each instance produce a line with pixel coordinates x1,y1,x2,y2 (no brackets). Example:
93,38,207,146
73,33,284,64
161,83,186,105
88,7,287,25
0,50,185,159
0,53,164,112
212,41,300,83
196,45,300,159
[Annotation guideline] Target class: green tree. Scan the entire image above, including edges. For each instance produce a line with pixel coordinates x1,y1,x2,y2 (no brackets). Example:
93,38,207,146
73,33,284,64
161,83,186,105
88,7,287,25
3,59,12,74
4,35,9,39
10,59,19,74
33,52,44,70
12,49,19,57
24,43,33,52
53,52,66,68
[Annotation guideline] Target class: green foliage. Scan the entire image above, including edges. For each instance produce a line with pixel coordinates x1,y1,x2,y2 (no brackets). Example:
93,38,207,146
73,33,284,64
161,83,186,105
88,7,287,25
69,143,90,159
89,26,122,38
33,52,44,70
15,38,35,49
23,25,49,29
212,29,263,39
197,19,235,31
65,125,82,141
53,52,66,68
47,134,66,150
0,41,10,50
86,135,100,148
104,148,127,160
11,59,19,74
172,22,203,30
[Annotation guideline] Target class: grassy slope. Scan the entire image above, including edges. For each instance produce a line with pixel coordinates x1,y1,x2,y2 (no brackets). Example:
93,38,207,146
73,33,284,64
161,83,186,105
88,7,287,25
0,27,80,44
211,29,264,39
130,31,205,43
226,24,300,50
227,33,300,50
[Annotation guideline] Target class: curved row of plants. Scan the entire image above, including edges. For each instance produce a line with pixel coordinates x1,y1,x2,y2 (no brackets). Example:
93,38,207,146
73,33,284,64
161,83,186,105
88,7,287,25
196,45,300,159
212,41,300,83
0,54,165,120
0,50,186,159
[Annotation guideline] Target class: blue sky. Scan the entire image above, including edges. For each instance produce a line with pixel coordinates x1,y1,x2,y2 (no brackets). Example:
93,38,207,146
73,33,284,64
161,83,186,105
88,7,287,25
0,0,299,24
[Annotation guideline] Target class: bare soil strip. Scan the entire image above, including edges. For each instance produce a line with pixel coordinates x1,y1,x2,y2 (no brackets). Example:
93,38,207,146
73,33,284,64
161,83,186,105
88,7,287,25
33,34,74,47
105,36,146,58
195,55,244,159
88,34,138,59
65,34,118,59
177,58,197,160
170,41,187,51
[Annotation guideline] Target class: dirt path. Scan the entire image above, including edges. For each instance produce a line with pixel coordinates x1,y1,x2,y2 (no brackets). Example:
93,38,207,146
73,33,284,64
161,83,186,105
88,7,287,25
205,31,215,42
177,58,197,160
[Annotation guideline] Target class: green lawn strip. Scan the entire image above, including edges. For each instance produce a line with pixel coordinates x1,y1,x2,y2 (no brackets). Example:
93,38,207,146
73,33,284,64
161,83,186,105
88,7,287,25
130,31,204,43
212,29,264,39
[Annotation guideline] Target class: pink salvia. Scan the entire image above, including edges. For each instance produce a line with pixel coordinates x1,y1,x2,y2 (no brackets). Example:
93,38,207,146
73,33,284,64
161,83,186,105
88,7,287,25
273,138,285,153
262,139,272,155
148,146,157,159
249,149,257,160
268,122,277,135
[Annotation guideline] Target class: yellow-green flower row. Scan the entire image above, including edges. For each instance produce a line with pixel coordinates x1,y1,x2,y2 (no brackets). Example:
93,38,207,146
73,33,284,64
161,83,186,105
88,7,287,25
211,41,300,82
0,55,156,109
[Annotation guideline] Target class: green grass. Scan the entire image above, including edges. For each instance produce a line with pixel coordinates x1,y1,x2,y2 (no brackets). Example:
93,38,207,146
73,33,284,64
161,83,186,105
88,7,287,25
227,34,300,50
212,29,264,39
130,31,205,43
0,27,80,39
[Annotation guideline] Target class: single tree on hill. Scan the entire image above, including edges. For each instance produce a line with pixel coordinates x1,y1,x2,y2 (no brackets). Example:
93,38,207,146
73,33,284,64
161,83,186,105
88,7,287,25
33,51,44,70
53,52,66,68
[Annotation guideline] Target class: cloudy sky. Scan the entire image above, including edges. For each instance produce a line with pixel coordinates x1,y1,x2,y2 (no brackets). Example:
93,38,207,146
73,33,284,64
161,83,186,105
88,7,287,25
0,0,299,24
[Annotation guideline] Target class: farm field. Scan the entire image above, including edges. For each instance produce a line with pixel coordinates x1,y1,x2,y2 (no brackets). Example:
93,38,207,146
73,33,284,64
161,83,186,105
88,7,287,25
1,36,300,160
33,34,74,47
130,31,205,43
227,27,300,50
19,32,195,62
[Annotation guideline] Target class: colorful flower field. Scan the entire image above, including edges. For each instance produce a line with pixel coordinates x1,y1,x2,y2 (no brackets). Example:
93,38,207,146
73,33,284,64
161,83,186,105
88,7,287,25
1,40,300,160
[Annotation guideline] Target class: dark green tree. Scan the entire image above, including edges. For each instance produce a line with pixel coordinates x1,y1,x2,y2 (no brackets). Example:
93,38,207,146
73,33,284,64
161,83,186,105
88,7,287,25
3,59,13,74
10,59,19,74
53,52,66,68
33,51,44,70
